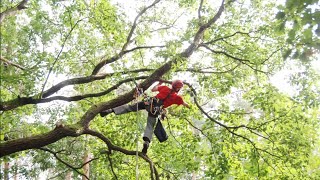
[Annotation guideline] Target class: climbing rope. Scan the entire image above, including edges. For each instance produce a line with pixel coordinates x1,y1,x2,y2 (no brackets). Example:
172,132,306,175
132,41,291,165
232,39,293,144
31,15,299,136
133,82,144,180
132,81,163,179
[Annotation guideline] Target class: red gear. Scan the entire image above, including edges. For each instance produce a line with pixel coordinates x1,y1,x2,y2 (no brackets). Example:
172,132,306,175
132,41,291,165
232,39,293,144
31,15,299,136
172,80,184,89
155,86,184,108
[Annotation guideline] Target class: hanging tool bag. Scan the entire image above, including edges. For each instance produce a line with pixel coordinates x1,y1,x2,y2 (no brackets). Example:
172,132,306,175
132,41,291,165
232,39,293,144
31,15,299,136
150,89,174,142
154,119,168,142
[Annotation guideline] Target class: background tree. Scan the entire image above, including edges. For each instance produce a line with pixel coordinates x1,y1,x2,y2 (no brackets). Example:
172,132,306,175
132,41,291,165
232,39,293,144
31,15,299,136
1,0,319,179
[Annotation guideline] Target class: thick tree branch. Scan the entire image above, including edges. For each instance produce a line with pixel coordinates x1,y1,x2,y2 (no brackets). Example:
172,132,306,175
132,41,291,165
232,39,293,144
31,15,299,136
0,124,81,157
0,0,29,24
0,56,26,70
182,0,225,57
43,73,150,98
0,68,153,111
91,46,164,76
0,76,148,111
1,125,162,180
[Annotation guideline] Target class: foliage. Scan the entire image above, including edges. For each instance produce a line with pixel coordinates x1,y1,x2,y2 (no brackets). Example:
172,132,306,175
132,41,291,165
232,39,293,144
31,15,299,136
0,0,319,179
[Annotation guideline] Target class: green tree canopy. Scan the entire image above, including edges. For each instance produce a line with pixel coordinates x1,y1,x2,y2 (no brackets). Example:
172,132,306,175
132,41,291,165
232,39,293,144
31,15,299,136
0,0,319,179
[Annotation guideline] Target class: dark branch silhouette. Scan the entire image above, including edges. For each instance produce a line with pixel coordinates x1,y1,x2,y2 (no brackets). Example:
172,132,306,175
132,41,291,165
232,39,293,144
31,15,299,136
0,0,29,24
91,0,161,75
38,147,94,180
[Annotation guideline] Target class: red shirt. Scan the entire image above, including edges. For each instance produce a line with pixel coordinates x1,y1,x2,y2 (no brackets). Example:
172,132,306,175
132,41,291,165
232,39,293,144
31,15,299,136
155,86,184,108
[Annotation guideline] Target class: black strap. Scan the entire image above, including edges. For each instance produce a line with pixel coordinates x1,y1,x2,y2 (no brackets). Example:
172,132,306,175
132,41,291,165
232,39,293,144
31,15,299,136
154,118,168,142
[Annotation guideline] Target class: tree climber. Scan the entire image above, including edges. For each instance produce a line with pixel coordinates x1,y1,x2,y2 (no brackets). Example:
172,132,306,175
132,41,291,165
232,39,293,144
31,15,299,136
99,80,190,155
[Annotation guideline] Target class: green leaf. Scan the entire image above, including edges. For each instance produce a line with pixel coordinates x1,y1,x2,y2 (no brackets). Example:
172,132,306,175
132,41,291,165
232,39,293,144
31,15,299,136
283,49,293,59
303,28,313,42
276,11,286,19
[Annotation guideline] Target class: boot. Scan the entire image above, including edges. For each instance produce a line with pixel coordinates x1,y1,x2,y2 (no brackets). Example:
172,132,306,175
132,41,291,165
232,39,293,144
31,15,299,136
142,141,149,155
100,109,113,117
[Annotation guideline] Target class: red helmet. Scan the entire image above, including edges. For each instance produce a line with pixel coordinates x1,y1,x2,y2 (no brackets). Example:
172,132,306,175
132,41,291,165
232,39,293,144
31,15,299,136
172,80,184,90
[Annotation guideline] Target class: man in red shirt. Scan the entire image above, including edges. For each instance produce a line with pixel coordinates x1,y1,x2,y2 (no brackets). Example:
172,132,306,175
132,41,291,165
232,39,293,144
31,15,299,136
99,80,190,154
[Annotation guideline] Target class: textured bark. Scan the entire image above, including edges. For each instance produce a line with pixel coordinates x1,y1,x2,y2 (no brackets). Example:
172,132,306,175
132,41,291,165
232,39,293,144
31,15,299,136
82,152,91,180
13,160,19,180
4,161,9,180
0,96,37,111
0,76,148,111
0,0,29,24
65,172,72,180
0,56,26,70
0,124,81,158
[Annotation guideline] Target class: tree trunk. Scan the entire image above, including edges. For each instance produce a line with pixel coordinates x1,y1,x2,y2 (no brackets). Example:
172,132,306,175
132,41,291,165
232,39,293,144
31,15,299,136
65,171,72,180
192,172,197,180
82,151,91,180
13,159,19,180
4,161,9,180
0,0,29,24
0,125,80,157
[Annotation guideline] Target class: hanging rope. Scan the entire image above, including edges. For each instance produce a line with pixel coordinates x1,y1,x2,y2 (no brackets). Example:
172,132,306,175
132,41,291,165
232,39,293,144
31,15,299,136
132,80,159,179
133,81,144,180
135,100,139,180
134,90,139,180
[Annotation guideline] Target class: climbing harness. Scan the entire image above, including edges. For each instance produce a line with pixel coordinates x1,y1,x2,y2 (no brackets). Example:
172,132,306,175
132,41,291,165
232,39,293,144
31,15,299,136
143,88,173,117
144,97,164,116
133,86,144,99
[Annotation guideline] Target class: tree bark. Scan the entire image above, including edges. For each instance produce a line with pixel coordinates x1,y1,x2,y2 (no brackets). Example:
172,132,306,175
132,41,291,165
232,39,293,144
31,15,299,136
13,159,19,180
0,0,29,24
0,124,80,158
65,171,72,180
4,161,9,180
82,152,91,180
0,56,26,70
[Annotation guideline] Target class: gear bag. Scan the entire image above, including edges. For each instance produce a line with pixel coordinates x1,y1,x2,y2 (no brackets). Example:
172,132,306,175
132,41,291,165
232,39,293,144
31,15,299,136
154,119,168,142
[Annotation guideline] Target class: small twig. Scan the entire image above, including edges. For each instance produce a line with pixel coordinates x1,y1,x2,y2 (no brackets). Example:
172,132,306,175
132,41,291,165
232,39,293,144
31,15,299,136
0,56,26,70
107,153,118,180
38,147,90,180
40,18,85,98
198,0,204,20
